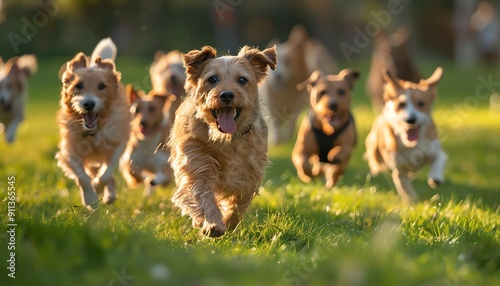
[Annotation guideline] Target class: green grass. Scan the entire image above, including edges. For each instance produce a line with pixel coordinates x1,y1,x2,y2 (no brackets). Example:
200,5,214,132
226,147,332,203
0,57,499,285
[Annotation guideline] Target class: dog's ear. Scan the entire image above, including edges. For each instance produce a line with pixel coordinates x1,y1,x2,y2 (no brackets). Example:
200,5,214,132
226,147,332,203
68,53,87,71
423,67,443,87
151,93,169,108
3,57,20,77
182,46,217,86
338,68,360,90
297,70,323,92
126,84,141,106
94,56,121,82
288,24,309,46
154,50,165,62
16,54,37,77
382,69,402,102
239,45,277,83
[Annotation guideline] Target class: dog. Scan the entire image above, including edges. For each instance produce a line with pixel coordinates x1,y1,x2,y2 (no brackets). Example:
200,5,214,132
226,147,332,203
365,67,447,203
56,38,131,209
120,84,175,196
168,45,276,237
0,55,37,144
292,69,359,188
261,25,336,145
366,28,421,112
149,50,186,121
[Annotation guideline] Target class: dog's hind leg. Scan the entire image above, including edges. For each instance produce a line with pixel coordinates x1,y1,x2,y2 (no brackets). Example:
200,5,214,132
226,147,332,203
392,170,419,203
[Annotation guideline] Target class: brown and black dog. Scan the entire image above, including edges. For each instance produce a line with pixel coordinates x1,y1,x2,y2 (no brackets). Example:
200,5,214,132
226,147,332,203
292,69,359,188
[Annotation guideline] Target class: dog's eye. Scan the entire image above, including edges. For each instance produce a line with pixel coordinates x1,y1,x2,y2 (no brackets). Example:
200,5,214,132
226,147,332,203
398,102,406,109
135,106,141,114
337,89,345,96
75,82,84,89
237,77,248,85
207,76,219,84
98,83,105,90
148,106,156,112
418,101,425,107
319,90,327,97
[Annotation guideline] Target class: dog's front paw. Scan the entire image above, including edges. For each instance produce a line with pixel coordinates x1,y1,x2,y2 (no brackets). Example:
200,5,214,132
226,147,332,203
428,178,442,189
200,221,226,238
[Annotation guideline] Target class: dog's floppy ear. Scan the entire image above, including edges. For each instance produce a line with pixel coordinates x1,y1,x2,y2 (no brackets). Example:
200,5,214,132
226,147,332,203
94,56,121,81
239,45,277,83
68,53,87,71
182,46,217,86
338,68,360,90
126,84,141,106
423,66,443,87
151,93,169,108
297,70,323,92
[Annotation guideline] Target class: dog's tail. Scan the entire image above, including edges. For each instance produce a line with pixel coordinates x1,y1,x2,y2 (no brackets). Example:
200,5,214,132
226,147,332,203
16,55,37,77
90,37,117,63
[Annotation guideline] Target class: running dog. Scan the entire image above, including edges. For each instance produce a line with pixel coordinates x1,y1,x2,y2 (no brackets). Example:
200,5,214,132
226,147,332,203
365,67,447,203
56,38,130,209
168,45,276,237
292,69,359,188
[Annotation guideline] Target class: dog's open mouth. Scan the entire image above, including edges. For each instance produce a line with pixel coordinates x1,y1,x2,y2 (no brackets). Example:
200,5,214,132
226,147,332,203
211,107,241,134
83,112,98,129
325,114,340,127
406,126,419,142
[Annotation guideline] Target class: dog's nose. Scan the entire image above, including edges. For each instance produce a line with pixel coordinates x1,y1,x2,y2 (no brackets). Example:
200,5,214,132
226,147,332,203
406,115,417,125
220,91,234,104
140,120,147,127
83,101,95,111
328,101,338,111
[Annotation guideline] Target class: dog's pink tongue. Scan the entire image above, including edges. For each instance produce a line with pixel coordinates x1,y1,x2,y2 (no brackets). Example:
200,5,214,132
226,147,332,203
407,128,419,142
84,113,98,128
217,108,237,134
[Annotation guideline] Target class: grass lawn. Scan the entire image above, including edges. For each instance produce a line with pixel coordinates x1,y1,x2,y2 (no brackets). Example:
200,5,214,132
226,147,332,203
0,56,499,286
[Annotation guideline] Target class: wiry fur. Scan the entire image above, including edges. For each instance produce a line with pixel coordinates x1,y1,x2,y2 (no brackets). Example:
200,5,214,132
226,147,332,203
169,45,276,237
292,69,359,188
120,85,174,196
365,67,447,203
0,55,37,143
55,39,130,209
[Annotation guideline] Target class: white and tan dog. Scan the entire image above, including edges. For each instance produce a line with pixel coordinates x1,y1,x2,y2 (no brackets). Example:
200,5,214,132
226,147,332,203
0,55,37,143
56,38,130,209
120,85,174,196
365,67,447,203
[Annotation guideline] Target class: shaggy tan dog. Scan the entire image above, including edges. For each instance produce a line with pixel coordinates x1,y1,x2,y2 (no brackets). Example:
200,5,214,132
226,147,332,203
0,55,37,143
56,39,130,209
292,69,359,188
168,45,276,237
120,85,174,196
365,67,446,203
